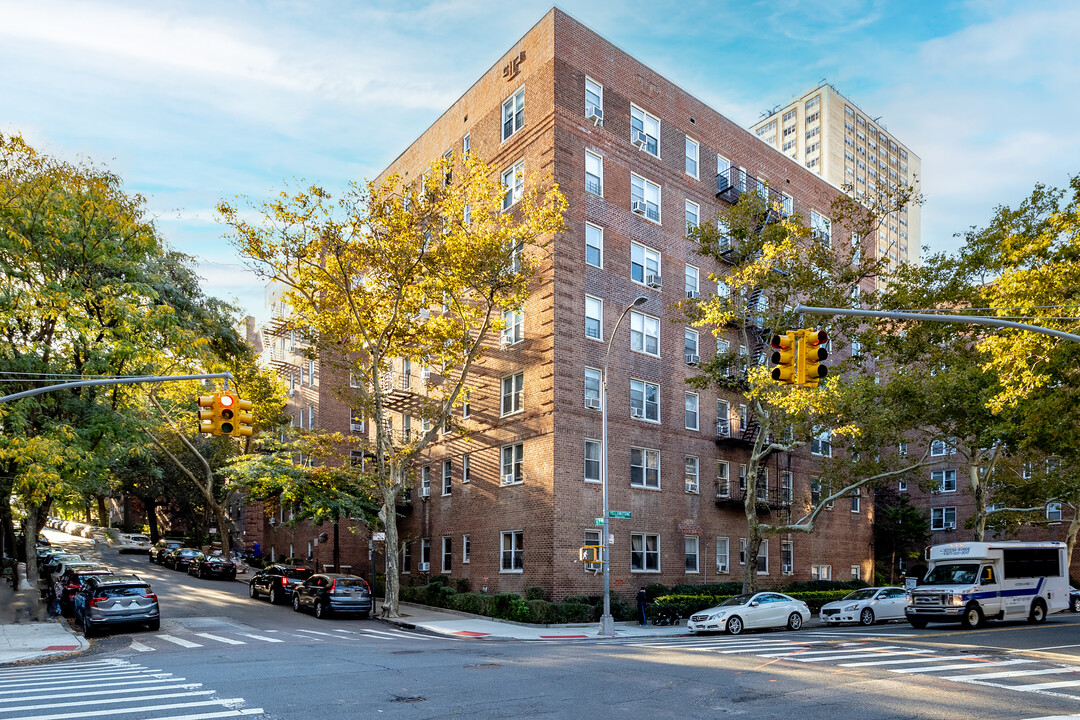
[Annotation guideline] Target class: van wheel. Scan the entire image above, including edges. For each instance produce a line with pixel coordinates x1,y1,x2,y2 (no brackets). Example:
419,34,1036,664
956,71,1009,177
961,604,984,629
1029,599,1047,624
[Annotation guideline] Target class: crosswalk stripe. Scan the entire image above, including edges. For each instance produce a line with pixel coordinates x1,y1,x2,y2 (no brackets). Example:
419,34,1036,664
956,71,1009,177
841,655,952,667
4,689,216,713
157,635,204,649
0,661,122,676
0,666,145,681
757,645,901,658
792,650,930,663
130,641,156,652
0,677,187,696
144,709,265,720
2,697,246,720
1013,679,1080,692
237,633,282,643
1020,715,1080,719
193,633,246,645
331,629,357,634
291,629,336,637
950,667,1079,681
0,672,164,690
11,684,204,703
892,661,1011,674
358,628,425,640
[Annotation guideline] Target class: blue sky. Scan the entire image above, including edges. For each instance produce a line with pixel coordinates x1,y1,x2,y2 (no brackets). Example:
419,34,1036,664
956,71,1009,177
3,0,1077,323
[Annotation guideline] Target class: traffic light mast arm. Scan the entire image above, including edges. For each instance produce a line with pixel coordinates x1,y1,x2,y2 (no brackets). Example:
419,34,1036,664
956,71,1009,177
793,305,1080,344
0,372,234,404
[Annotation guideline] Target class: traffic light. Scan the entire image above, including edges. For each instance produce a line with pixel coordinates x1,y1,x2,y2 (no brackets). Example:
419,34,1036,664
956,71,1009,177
198,395,218,435
234,397,254,437
579,545,603,564
798,329,830,388
217,391,237,435
769,331,798,385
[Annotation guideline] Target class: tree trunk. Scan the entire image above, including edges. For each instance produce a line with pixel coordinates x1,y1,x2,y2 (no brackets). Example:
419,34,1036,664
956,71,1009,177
333,517,340,572
97,495,109,528
214,502,231,556
84,504,92,523
743,467,763,594
380,479,401,617
1066,506,1079,581
145,499,160,543
22,510,38,589
123,495,134,533
970,464,986,541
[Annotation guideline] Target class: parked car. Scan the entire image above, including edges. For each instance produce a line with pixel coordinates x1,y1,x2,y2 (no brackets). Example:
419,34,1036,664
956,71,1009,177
820,587,909,626
56,567,113,615
41,553,84,583
75,574,159,636
187,553,237,580
115,534,152,554
149,540,184,564
1069,586,1080,614
163,548,202,571
36,534,50,547
50,561,107,592
688,592,811,635
248,564,313,604
291,574,373,619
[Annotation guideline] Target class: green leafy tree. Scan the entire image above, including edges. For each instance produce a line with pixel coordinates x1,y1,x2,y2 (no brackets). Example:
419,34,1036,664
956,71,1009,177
874,490,931,584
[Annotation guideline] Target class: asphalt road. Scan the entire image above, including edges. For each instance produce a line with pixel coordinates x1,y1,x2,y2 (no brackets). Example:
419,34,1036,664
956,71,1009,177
18,529,1080,720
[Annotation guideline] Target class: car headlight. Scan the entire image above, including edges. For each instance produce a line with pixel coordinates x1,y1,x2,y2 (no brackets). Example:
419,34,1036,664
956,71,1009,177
843,604,859,612
708,612,728,621
947,594,964,606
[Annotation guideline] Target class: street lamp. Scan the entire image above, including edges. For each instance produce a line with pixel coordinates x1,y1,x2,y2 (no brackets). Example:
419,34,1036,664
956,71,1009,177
599,295,648,637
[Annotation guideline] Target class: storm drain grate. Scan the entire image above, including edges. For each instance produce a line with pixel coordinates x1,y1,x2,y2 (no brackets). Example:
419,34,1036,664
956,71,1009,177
391,695,426,703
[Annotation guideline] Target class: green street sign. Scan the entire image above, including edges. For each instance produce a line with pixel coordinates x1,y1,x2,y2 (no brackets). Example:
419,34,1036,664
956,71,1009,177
594,518,605,526
608,510,631,519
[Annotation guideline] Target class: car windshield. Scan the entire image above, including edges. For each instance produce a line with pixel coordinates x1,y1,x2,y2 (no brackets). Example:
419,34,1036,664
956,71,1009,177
334,578,368,588
843,589,879,601
283,568,313,579
924,563,979,585
719,593,755,607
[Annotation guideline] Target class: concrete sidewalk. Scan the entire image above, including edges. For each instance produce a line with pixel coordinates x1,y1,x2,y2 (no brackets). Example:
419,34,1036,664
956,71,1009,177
379,601,690,640
0,620,88,665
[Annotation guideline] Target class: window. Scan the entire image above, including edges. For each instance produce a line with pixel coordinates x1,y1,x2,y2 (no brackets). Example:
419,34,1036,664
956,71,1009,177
289,372,296,395
781,472,793,505
349,409,364,432
308,360,315,384
805,111,820,126
349,372,361,389
502,88,524,141
685,265,700,298
630,174,661,223
685,393,699,431
630,532,660,572
501,373,523,416
781,541,793,575
462,390,470,419
299,365,305,386
463,534,470,563
933,469,957,493
442,460,452,496
716,537,730,573
739,539,769,573
585,223,603,267
584,367,601,408
462,453,471,483
402,541,411,573
502,309,524,345
501,530,523,572
810,478,820,505
810,210,831,246
851,487,861,513
307,404,315,430
811,429,832,457
462,133,470,154
629,311,660,356
685,201,699,233
684,329,699,359
716,462,730,498
716,400,730,437
755,120,776,137
501,160,524,210
684,455,699,493
585,295,603,340
684,536,700,573
685,137,699,178
930,439,949,457
585,77,603,120
630,242,661,286
811,564,832,580
441,536,452,573
806,126,819,140
781,193,793,216
630,447,660,489
501,443,524,485
1048,503,1063,521
851,565,861,581
931,507,957,530
629,378,660,422
585,151,603,196
420,538,431,567
584,439,601,483
629,104,660,156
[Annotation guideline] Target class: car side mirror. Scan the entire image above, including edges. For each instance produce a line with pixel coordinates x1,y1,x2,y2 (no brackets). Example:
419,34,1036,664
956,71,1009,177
749,600,760,607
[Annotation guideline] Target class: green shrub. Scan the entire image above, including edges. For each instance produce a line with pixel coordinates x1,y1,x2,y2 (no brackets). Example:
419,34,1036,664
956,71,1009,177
527,599,557,624
491,593,523,619
644,583,670,600
558,601,594,623
454,578,471,593
562,594,591,605
607,592,632,621
450,592,490,616
671,582,743,596
525,585,549,601
782,579,867,593
652,593,730,620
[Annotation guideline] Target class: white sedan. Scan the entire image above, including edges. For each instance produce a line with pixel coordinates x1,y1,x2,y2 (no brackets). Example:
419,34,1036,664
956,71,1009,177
819,586,908,625
687,592,811,635
115,533,153,553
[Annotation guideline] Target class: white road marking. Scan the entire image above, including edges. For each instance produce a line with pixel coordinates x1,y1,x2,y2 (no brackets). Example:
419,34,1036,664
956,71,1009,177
0,673,168,690
331,629,357,634
284,633,322,641
157,635,204,649
4,690,215,713
757,645,901,659
1021,715,1080,719
291,629,336,637
11,684,203,703
1013,679,1080,692
193,633,246,645
236,633,282,643
0,666,148,681
892,661,1017,674
951,667,1080,681
0,677,186,696
357,628,425,639
130,641,156,652
143,709,265,720
0,660,122,673
793,650,932,663
2,697,247,720
842,655,960,668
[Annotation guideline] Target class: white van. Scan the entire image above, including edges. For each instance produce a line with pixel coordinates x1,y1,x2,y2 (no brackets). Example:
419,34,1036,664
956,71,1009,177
906,541,1069,629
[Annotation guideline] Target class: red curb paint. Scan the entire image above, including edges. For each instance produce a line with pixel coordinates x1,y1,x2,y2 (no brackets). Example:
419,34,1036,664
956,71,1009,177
451,631,490,637
42,645,78,651
540,635,588,639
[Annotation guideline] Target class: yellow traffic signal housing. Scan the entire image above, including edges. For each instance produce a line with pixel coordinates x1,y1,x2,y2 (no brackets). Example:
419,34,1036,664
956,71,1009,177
217,391,238,435
798,329,830,388
579,545,604,564
769,331,798,385
233,397,254,437
198,394,220,435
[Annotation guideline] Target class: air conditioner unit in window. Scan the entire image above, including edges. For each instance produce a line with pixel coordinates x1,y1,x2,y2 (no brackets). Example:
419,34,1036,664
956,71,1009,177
782,563,793,574
717,564,728,574
685,481,698,494
645,273,662,290
630,407,645,419
418,562,430,572
502,473,517,485
587,107,603,125
584,397,601,410
685,353,700,366
418,486,430,498
686,290,700,300
631,200,647,215
268,516,277,526
420,368,431,379
499,335,512,349
631,130,647,149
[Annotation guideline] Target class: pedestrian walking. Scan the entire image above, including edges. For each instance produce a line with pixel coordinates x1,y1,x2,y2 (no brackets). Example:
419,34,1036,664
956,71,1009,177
636,586,648,626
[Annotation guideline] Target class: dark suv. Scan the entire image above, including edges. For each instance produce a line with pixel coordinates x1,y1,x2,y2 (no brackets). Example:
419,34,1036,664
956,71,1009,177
149,540,184,564
291,574,372,619
248,564,313,604
56,567,113,616
163,547,202,571
188,553,237,580
75,574,159,636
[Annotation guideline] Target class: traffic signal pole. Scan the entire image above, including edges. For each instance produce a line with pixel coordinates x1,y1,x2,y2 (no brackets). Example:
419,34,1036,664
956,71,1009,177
0,372,234,404
792,306,1080,343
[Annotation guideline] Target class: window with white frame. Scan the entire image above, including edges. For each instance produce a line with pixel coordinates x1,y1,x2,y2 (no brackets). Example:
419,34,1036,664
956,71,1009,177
810,210,831,246
738,404,748,434
629,311,660,356
308,360,315,384
684,329,699,361
781,193,793,216
716,537,730,573
685,393,699,431
898,478,907,492
685,137,699,178
442,459,452,496
502,309,524,345
756,540,769,574
781,471,793,505
684,536,700,573
501,372,523,416
851,565,861,580
932,469,957,493
811,429,832,457
350,409,364,432
585,295,603,340
629,378,660,422
501,160,524,210
930,439,950,457
289,372,296,395
685,265,699,299
811,564,832,580
501,530,523,572
685,200,699,233
502,88,524,141
1047,502,1063,521
501,443,524,485
630,532,660,572
299,365,305,386
585,439,601,483
684,455,700,494
739,464,747,493
308,404,315,429
585,77,602,120
420,538,430,567
630,446,660,489
851,487,861,513
630,174,661,223
441,536,452,573
630,104,660,156
931,507,957,530
585,151,603,196
630,242,661,286
461,390,470,419
585,223,603,268
349,372,360,388
462,534,470,563
462,453,471,483
462,133,470,154
781,540,794,575
716,461,730,498
584,367,601,408
400,541,411,573
717,399,731,437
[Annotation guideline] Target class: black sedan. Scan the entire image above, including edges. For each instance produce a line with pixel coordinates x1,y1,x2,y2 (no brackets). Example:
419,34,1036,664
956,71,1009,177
149,540,184,564
291,574,373,619
1070,586,1080,614
187,553,237,580
163,547,202,571
248,564,313,605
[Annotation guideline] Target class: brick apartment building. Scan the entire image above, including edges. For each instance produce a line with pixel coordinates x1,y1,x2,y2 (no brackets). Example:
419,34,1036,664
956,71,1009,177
248,8,877,599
